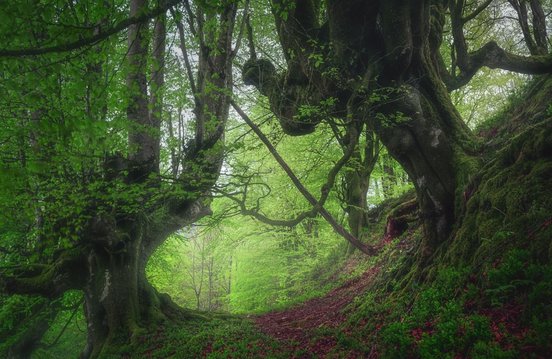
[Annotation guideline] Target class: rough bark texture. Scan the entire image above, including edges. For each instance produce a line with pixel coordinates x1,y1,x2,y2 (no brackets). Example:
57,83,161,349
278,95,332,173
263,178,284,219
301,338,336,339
243,0,471,259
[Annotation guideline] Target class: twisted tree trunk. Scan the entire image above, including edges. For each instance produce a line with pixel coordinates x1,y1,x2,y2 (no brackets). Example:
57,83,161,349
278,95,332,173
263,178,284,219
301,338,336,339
243,0,483,260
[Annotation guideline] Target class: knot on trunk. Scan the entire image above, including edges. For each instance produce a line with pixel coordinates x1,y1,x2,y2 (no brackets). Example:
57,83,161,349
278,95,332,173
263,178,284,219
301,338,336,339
242,58,322,136
242,58,276,94
384,198,419,241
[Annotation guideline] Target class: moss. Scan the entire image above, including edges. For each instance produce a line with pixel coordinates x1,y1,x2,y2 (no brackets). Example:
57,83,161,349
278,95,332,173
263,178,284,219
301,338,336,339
452,144,482,216
477,75,552,149
308,76,552,359
444,117,552,267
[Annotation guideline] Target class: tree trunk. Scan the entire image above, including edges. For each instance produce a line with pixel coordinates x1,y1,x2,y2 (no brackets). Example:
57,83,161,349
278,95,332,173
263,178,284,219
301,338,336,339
2,1,238,357
5,298,55,359
380,154,396,199
244,0,481,257
344,170,369,255
80,218,178,359
342,128,379,255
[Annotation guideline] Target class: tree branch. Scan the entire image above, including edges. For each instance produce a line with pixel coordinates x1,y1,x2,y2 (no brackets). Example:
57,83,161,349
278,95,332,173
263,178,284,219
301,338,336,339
448,0,552,91
448,41,552,90
0,248,86,298
218,124,357,228
41,296,84,349
171,8,198,101
0,0,181,57
462,0,493,24
231,99,377,255
231,0,251,59
508,0,540,55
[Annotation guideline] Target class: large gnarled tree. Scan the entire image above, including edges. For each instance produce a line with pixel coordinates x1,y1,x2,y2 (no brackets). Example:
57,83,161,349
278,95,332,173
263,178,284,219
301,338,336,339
242,0,552,259
0,0,238,357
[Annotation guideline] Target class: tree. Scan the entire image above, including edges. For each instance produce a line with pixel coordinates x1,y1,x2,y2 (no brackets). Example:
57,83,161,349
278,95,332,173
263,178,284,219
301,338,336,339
0,0,551,356
242,0,552,260
0,1,239,357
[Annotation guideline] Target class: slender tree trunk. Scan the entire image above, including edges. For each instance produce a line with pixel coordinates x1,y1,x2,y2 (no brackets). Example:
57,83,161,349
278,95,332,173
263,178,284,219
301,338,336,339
6,299,56,359
344,169,370,255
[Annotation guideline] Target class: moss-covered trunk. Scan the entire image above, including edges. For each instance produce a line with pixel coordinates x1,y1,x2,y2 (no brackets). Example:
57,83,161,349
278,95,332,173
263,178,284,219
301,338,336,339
371,1,479,259
343,130,379,255
242,1,505,260
374,78,473,258
80,224,164,359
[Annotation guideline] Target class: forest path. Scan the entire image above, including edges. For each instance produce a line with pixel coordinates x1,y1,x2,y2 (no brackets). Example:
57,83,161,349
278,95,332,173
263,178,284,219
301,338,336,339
254,265,380,358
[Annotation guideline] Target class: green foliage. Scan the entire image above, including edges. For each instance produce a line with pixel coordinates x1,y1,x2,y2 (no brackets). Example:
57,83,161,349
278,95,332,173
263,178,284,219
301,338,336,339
349,246,551,359
103,314,294,359
1,0,551,358
380,322,413,359
0,292,85,359
272,0,295,21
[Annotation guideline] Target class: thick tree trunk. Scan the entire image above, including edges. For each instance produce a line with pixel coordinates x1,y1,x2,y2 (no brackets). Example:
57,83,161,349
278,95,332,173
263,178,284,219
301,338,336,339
80,222,168,359
243,1,469,258
82,245,139,357
373,73,477,261
381,90,452,235
2,1,237,358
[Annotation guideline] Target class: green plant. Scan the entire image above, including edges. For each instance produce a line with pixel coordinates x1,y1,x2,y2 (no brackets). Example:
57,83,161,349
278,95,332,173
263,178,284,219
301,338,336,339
380,322,413,359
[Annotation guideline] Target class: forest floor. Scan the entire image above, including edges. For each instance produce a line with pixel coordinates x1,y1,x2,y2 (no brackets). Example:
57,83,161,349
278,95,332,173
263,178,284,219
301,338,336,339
254,264,381,358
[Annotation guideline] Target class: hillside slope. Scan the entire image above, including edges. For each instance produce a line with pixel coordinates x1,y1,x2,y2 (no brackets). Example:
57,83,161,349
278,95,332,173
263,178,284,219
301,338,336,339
251,76,552,358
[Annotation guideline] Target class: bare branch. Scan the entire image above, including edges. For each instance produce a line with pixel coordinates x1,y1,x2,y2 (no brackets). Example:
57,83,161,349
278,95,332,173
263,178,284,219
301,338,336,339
217,123,357,228
462,0,493,24
231,0,251,59
231,99,377,255
171,8,198,99
447,0,552,91
447,41,552,91
245,12,257,60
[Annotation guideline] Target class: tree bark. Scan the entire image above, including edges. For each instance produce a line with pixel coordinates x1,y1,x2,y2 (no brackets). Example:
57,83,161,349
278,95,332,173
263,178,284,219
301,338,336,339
80,223,166,358
1,0,237,357
343,128,379,255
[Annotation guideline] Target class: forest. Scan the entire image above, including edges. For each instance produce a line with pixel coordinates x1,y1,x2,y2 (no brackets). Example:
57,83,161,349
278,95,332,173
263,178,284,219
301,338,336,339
0,0,551,358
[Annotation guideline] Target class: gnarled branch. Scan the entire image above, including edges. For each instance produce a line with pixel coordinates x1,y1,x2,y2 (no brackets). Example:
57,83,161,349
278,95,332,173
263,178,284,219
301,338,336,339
1,248,86,298
447,0,552,91
217,124,358,227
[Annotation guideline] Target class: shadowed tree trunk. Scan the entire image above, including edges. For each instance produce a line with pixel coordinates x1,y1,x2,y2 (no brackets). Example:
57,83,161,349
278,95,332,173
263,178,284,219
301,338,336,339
80,1,237,356
342,128,380,255
242,0,552,261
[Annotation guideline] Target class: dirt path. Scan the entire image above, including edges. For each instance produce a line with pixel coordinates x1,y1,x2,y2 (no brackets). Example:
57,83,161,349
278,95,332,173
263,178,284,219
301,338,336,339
255,266,380,357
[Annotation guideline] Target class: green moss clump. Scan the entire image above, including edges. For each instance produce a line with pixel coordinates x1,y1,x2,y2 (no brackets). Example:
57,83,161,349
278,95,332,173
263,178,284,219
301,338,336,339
449,120,552,268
